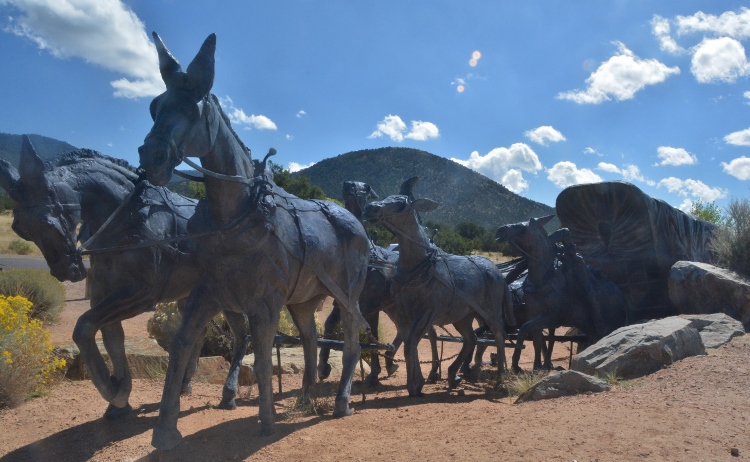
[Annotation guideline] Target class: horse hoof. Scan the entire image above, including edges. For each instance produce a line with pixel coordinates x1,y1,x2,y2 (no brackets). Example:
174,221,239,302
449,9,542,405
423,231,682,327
426,372,441,383
317,362,332,380
180,382,192,396
490,353,498,366
218,398,237,410
332,407,353,418
385,362,399,376
512,366,523,374
103,403,132,420
408,390,425,398
259,424,276,437
151,425,183,451
448,375,463,389
364,374,380,388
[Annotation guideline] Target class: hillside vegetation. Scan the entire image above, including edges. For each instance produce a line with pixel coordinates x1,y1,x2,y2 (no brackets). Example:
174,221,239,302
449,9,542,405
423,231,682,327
295,147,557,229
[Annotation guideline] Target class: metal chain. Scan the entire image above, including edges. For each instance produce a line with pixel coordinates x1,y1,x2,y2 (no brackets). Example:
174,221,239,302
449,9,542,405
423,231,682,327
388,352,460,364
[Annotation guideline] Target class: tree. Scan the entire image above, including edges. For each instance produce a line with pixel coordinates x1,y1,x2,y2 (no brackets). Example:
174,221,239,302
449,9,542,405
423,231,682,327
269,161,326,200
689,200,724,225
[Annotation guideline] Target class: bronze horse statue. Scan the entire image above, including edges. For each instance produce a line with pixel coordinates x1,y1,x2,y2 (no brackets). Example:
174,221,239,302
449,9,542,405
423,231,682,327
362,178,514,397
319,181,440,387
0,136,250,418
138,33,371,450
495,215,629,372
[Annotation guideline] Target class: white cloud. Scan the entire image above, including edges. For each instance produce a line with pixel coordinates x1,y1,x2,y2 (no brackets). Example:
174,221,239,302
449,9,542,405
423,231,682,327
368,115,439,142
721,156,750,179
596,162,655,186
556,42,680,104
285,134,293,140
296,110,306,118
219,96,277,131
405,121,439,141
451,143,542,193
583,147,604,156
3,0,163,98
691,37,750,83
724,127,750,146
500,169,528,194
657,177,728,203
546,161,602,188
524,126,566,146
288,161,314,173
744,91,750,102
652,15,687,55
675,8,750,39
656,146,698,166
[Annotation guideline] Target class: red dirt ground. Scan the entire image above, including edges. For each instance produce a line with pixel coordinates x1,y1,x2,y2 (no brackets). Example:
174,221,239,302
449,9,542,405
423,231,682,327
1,280,749,461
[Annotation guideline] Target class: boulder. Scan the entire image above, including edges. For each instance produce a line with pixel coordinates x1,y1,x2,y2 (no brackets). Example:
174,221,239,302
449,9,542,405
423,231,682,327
570,317,706,379
55,337,168,380
669,261,750,330
679,313,745,348
515,370,610,404
239,348,370,386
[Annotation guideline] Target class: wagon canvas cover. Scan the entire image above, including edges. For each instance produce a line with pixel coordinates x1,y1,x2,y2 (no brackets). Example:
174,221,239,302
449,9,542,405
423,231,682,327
556,181,716,321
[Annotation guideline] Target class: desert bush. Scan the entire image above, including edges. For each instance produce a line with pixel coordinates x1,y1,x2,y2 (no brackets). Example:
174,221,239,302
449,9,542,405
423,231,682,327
147,302,248,361
281,381,338,418
0,295,66,408
7,238,33,255
713,197,750,276
0,269,65,324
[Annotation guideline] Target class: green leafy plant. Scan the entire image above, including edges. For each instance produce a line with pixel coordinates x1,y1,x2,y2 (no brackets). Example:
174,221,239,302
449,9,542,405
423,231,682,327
7,239,33,255
0,269,65,324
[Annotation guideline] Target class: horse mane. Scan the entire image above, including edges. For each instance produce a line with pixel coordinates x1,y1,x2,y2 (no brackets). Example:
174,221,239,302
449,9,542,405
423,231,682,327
46,149,140,183
210,94,252,158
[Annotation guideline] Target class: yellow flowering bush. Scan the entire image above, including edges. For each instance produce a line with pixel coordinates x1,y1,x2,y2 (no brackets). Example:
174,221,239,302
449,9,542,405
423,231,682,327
0,295,66,408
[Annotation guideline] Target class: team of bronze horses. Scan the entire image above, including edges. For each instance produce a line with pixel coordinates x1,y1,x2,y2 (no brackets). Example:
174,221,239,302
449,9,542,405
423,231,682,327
1,33,632,451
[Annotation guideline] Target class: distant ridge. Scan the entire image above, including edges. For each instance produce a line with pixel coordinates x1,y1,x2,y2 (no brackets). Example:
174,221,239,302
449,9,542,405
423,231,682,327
295,147,557,229
0,133,78,167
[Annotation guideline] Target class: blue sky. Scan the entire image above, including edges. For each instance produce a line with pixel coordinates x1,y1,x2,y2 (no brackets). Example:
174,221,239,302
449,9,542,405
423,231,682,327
1,1,750,211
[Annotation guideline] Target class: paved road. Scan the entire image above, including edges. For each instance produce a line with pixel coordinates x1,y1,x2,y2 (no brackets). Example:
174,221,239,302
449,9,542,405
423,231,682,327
0,254,90,272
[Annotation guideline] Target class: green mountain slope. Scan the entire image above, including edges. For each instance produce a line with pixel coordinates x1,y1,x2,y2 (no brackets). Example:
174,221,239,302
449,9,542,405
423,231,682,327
295,147,557,229
0,133,78,167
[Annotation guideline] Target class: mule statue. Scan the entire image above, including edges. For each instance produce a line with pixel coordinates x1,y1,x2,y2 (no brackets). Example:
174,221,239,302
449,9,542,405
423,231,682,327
318,181,440,387
362,177,514,397
137,33,371,450
0,136,251,418
495,215,629,372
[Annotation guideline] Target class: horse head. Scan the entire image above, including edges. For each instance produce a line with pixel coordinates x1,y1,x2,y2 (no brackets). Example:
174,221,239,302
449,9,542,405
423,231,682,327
362,177,438,235
0,136,85,282
138,32,223,186
342,181,378,219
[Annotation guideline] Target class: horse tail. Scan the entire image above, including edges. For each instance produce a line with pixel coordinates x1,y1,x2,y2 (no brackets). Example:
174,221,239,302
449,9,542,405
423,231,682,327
502,282,516,328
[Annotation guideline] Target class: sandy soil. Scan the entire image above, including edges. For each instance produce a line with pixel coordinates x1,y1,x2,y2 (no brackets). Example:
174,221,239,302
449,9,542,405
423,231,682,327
1,279,749,461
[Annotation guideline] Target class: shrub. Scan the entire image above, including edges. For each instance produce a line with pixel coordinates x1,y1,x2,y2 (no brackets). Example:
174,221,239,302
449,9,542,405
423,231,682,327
713,197,750,276
147,302,248,361
0,295,66,408
0,269,65,324
7,239,33,255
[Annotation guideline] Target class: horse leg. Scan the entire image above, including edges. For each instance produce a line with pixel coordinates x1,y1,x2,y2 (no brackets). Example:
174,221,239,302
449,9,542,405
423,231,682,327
152,285,220,451
218,311,248,410
99,322,133,420
318,301,341,380
72,285,152,417
404,313,433,397
532,330,545,370
448,315,477,388
384,332,402,376
332,301,362,417
426,326,441,383
514,317,550,373
246,302,282,437
462,322,489,376
364,311,382,388
544,328,556,370
289,296,324,391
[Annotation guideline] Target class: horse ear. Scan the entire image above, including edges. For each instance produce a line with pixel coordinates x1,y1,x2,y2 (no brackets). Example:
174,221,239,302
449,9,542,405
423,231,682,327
366,184,378,199
152,32,183,88
399,176,419,199
0,159,20,201
411,198,439,213
19,135,45,182
533,214,555,227
186,33,216,99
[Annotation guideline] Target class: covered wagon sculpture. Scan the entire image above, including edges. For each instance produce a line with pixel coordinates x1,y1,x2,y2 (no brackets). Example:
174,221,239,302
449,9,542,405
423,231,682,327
556,181,717,323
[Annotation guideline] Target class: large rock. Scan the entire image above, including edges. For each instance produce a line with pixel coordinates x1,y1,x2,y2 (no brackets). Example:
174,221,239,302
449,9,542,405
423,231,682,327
669,261,750,330
570,317,706,379
55,337,168,380
515,370,610,404
679,313,746,348
239,348,370,386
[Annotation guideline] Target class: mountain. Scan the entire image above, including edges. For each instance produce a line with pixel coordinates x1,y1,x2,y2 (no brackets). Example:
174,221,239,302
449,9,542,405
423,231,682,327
295,147,557,230
0,133,78,167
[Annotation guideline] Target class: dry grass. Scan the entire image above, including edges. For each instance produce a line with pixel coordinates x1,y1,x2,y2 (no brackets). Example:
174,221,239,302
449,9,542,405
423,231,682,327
280,381,338,418
0,213,41,256
470,251,513,264
506,370,548,397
